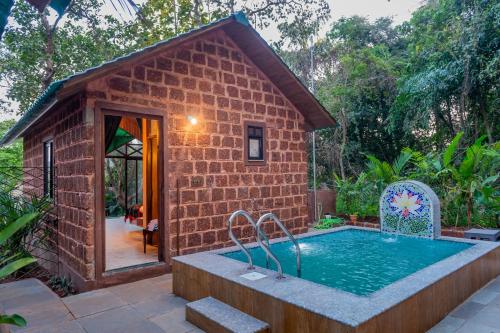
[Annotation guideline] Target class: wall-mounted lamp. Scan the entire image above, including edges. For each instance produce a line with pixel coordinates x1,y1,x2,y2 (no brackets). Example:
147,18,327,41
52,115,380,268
187,115,198,125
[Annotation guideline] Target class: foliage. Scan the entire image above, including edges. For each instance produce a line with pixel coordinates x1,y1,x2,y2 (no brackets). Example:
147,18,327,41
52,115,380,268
0,119,22,168
0,0,330,116
334,132,499,228
0,0,126,115
392,0,499,147
333,172,377,217
0,192,52,256
280,0,498,185
48,275,75,297
0,212,39,327
314,217,344,229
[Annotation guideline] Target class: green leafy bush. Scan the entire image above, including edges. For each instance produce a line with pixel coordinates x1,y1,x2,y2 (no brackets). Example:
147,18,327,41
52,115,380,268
314,217,344,229
333,133,499,228
0,193,52,257
0,213,39,327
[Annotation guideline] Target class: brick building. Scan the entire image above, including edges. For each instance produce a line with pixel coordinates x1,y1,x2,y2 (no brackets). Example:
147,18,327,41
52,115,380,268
0,12,335,290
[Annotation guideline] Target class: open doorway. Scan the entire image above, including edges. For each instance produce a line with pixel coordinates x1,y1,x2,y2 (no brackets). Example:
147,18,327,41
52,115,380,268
103,115,161,271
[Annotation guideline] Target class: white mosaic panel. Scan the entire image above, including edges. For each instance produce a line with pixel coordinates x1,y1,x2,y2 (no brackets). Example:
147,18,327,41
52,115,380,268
380,180,441,239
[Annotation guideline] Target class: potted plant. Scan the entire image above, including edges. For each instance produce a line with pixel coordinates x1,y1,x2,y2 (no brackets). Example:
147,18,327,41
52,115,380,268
334,173,364,224
349,212,358,224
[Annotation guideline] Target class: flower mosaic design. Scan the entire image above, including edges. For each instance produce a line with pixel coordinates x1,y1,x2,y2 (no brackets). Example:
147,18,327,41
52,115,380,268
389,190,423,218
380,181,440,239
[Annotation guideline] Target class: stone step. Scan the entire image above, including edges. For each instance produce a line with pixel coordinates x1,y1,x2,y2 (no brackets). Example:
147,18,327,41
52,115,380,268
186,297,270,333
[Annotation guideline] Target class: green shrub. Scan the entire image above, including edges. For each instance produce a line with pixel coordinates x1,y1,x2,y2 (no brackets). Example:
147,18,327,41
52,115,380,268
332,133,499,228
314,217,344,229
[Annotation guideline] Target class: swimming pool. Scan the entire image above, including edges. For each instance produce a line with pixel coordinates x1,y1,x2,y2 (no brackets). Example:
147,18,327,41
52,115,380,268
173,226,500,332
221,229,472,295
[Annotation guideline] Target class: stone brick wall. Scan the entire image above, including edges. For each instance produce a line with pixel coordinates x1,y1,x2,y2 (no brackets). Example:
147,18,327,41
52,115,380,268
23,94,96,280
87,29,310,258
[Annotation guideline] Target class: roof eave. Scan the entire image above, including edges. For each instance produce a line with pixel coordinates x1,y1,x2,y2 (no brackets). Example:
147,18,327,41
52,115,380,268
221,22,336,130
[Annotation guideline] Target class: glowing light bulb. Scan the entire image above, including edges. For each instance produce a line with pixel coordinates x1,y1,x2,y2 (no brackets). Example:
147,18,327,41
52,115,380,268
187,115,198,125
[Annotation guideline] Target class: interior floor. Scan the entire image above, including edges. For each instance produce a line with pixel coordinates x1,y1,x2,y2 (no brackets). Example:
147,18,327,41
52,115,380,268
105,217,158,271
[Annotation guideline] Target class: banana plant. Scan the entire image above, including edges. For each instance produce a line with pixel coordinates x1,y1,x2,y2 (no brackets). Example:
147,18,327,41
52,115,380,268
0,212,39,327
440,133,499,226
365,148,415,192
333,172,370,216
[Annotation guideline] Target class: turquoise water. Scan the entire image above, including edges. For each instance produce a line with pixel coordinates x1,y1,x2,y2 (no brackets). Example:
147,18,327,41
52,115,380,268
222,229,472,296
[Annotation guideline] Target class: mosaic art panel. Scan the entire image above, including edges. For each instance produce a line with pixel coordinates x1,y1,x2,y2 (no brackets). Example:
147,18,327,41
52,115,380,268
380,180,441,239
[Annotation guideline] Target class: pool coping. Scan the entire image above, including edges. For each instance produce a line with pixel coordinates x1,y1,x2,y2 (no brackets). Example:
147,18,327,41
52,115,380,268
173,226,499,327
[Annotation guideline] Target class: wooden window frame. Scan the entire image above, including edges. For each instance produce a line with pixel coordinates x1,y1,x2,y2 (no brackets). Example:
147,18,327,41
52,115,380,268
43,139,54,198
244,121,266,166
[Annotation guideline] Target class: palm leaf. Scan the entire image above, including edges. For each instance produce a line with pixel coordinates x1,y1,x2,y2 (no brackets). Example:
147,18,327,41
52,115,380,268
0,253,21,266
472,135,488,147
0,257,36,279
381,162,394,183
0,212,38,246
392,150,413,176
0,314,27,327
443,132,463,167
458,146,480,179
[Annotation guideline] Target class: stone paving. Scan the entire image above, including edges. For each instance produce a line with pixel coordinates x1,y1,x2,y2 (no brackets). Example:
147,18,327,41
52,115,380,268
0,276,202,333
429,275,500,333
0,274,499,332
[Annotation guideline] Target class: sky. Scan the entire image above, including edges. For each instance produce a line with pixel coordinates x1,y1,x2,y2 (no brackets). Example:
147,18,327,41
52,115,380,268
0,0,423,120
258,0,423,43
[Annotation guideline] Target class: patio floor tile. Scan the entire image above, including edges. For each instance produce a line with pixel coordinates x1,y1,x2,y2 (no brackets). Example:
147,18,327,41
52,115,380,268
465,305,500,330
107,277,172,304
427,316,465,333
149,307,199,333
469,288,500,305
130,293,188,318
13,319,85,333
0,279,60,313
63,289,127,318
449,300,486,320
455,321,500,333
484,279,500,293
76,305,165,333
489,294,500,308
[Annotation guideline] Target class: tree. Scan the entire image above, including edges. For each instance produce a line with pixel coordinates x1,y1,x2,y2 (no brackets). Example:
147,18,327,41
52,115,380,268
0,0,127,115
1,0,331,117
0,119,22,167
291,16,410,179
392,0,499,147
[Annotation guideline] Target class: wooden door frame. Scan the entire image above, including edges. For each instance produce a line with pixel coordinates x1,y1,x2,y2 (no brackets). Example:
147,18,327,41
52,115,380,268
94,101,170,287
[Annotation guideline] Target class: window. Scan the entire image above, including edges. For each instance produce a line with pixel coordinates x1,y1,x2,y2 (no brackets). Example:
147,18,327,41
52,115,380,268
244,122,266,165
43,140,54,198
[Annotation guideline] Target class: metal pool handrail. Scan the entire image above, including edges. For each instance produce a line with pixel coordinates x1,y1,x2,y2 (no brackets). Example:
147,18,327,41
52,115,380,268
256,213,302,279
227,210,270,270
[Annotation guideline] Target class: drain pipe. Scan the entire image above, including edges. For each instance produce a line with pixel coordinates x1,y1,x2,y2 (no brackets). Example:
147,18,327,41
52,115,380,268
176,178,180,256
310,35,318,223
312,131,317,222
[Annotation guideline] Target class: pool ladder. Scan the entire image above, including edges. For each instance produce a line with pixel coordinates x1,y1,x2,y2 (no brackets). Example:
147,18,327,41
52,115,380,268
227,210,301,279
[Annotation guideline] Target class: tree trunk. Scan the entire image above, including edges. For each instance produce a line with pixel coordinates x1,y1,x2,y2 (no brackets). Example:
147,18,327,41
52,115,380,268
479,97,493,143
173,0,178,34
193,0,202,26
339,109,347,180
466,193,472,227
40,12,54,90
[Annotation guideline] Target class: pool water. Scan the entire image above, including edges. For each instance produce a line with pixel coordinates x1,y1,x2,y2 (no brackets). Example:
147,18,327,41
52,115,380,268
222,229,472,296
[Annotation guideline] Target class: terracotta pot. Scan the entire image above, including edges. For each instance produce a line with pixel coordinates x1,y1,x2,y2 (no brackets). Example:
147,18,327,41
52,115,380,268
349,214,358,224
